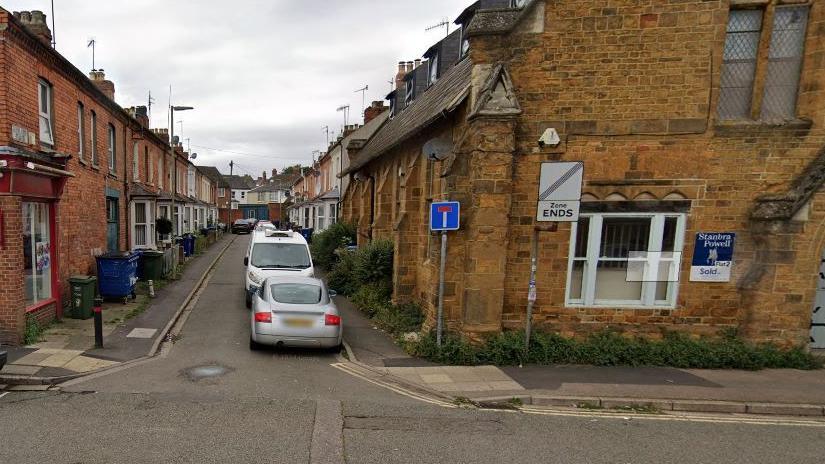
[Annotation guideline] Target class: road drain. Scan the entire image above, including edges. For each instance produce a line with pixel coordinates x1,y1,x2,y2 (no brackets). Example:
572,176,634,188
182,364,233,381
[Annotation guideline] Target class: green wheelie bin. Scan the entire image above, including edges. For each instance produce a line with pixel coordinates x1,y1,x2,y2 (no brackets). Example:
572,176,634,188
68,275,97,320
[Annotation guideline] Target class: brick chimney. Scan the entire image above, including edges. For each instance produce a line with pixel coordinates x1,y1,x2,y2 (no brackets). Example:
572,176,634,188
364,101,387,124
395,61,407,91
130,106,150,128
13,11,53,46
89,69,115,101
272,168,278,178
151,128,169,143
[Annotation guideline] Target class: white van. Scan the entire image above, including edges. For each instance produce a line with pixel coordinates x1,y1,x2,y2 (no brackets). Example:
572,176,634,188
244,229,314,308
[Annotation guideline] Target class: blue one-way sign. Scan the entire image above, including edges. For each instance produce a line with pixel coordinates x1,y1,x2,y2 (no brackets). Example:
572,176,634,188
430,201,460,231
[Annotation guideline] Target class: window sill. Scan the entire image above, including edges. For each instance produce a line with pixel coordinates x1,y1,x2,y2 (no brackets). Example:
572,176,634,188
90,164,101,172
566,302,676,310
78,158,88,166
25,298,57,314
714,118,813,135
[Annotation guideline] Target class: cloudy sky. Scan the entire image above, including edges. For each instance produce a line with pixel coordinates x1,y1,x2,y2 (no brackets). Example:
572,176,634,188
2,0,469,178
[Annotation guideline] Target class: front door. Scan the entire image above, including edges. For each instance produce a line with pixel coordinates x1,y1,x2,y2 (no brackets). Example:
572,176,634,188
106,197,119,252
811,252,825,348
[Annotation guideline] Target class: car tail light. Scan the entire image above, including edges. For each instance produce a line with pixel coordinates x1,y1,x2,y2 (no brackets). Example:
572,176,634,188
254,312,272,323
324,314,341,326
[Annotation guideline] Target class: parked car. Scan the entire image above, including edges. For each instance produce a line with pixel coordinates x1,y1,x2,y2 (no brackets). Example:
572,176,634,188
244,229,314,308
249,276,341,351
232,219,253,234
255,220,273,231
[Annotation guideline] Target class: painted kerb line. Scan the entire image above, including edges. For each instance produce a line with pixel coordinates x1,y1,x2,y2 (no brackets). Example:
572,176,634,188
539,163,583,201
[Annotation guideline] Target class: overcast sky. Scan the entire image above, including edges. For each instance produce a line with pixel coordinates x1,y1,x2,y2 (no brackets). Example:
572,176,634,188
2,0,469,178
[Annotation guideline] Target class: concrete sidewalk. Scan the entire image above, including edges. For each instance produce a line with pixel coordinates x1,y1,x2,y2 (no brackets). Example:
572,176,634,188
337,293,825,416
0,234,235,386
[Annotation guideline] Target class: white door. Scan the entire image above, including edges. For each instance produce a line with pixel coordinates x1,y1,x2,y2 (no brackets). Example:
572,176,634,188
811,252,825,348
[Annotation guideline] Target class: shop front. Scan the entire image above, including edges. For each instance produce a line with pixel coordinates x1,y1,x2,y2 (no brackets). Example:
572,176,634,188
0,151,71,344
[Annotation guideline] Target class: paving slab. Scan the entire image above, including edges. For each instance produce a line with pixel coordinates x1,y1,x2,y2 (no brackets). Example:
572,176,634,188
0,365,42,376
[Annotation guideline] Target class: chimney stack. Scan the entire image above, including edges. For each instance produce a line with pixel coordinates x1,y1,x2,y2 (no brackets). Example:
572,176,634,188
414,59,422,69
89,69,116,101
151,128,169,143
13,11,53,46
272,168,278,178
395,61,407,91
133,106,150,128
364,101,387,124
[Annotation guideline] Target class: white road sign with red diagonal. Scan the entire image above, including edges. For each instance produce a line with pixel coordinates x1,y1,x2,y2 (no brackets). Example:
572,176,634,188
536,162,584,222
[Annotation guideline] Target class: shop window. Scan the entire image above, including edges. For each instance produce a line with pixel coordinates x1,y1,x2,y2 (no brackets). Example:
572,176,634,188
22,202,52,307
567,214,686,308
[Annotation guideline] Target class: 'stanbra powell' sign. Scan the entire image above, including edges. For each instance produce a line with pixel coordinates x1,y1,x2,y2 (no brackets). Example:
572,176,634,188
690,233,736,282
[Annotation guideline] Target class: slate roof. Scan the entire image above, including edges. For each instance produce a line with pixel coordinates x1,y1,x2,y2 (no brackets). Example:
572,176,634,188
464,0,537,37
129,183,159,198
224,175,256,190
250,179,293,193
341,58,473,176
197,166,229,187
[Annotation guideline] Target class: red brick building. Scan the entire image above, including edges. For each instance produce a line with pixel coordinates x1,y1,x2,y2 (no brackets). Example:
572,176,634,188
0,9,214,344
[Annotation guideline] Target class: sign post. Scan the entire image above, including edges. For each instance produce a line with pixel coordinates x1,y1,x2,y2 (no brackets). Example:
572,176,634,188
430,201,460,348
527,162,584,351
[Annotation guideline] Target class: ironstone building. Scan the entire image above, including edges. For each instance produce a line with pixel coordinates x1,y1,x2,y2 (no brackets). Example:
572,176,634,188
340,0,825,348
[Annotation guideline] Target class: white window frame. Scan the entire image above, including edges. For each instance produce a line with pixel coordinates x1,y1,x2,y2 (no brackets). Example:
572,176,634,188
77,102,85,161
405,78,415,106
131,201,156,249
158,153,164,189
219,188,226,198
565,213,687,309
132,142,140,181
90,111,99,166
107,123,117,174
147,147,154,185
38,79,54,146
428,54,439,86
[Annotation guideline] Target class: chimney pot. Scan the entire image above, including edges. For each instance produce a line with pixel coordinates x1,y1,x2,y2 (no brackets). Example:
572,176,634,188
13,10,53,46
89,69,115,101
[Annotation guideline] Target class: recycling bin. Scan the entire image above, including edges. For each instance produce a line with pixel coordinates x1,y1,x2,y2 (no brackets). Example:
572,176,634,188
183,234,195,257
300,228,314,243
68,275,97,320
140,250,165,281
96,251,139,302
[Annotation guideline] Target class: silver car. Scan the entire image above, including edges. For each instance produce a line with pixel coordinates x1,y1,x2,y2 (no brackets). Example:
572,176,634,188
249,276,342,351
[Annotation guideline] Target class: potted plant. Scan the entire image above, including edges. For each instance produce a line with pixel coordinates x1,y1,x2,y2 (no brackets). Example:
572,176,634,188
156,217,173,248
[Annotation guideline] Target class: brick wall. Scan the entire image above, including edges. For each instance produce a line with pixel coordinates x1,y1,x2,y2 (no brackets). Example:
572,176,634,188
0,196,24,344
343,0,825,346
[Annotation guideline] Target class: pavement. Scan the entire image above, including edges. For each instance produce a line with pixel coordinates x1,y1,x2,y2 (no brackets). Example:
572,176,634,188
338,292,825,416
2,234,825,463
0,233,235,385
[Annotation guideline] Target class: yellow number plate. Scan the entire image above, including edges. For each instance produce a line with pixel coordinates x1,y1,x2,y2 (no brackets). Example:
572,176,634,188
283,318,314,328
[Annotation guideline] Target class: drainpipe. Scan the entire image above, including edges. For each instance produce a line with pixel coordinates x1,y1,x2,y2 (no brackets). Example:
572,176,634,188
123,124,130,252
369,173,376,240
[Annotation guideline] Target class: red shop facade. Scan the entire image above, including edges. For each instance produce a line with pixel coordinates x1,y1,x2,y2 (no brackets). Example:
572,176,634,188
0,148,71,345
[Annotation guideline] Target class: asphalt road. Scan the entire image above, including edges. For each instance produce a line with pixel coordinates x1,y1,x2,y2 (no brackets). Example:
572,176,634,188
2,235,824,463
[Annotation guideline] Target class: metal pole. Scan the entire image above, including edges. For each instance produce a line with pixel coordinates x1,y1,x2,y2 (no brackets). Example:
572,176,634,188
525,227,539,352
93,297,103,348
170,106,176,237
437,230,447,347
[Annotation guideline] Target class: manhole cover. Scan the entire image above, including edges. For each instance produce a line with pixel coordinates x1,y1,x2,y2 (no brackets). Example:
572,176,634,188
182,364,233,381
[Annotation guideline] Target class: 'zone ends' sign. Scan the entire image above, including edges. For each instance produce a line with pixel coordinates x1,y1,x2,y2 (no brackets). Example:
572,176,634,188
536,162,584,223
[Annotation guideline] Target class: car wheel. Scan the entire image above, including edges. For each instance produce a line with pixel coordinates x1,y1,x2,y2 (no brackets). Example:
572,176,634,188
245,294,252,309
249,338,265,351
328,343,343,354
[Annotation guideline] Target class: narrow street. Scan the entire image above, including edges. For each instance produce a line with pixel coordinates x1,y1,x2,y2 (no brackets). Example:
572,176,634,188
1,236,823,464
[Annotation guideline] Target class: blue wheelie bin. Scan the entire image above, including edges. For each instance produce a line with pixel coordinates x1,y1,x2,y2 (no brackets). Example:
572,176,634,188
184,234,196,257
96,251,139,303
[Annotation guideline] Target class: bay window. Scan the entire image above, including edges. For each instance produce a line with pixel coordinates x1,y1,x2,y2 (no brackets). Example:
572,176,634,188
132,202,155,249
22,202,53,307
567,213,686,308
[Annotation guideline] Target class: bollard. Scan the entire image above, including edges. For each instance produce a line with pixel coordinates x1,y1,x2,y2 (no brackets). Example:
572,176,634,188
148,280,156,298
93,297,104,348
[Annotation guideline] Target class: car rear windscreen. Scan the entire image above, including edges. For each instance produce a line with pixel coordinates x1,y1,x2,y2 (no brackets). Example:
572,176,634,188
251,243,311,269
270,283,322,304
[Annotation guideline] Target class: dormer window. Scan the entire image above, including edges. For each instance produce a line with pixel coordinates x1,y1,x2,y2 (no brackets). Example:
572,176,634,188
459,26,470,59
428,54,439,86
405,77,415,106
389,96,396,118
511,0,528,7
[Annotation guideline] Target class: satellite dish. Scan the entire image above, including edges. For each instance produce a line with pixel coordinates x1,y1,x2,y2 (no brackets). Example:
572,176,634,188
190,153,198,160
